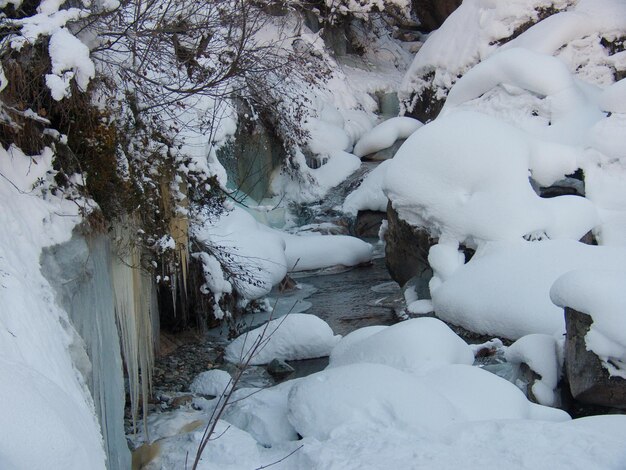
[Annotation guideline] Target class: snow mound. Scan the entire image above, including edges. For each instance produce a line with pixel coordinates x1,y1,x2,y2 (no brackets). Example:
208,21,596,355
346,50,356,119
287,363,457,440
383,111,597,245
328,317,474,374
432,240,626,340
342,160,391,215
224,313,341,366
147,419,262,470
223,379,300,446
193,206,287,300
424,364,569,422
275,231,373,272
505,334,561,406
551,269,626,378
330,325,388,361
353,117,422,157
189,370,232,397
295,415,626,470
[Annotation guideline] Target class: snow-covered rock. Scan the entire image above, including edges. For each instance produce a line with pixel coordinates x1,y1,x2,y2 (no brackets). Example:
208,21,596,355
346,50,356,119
328,317,474,374
287,363,458,440
225,314,341,366
189,370,233,397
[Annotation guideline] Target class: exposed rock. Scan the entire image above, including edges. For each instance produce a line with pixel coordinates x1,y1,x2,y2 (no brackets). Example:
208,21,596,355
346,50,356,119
267,358,295,380
539,176,585,198
403,71,446,123
169,394,194,409
278,275,298,293
354,210,385,238
411,0,462,32
384,201,436,286
564,307,626,409
518,362,543,405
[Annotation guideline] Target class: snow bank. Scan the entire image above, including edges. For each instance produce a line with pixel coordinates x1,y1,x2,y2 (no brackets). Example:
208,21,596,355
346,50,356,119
551,269,626,378
432,240,626,339
353,117,422,157
224,313,341,365
294,415,626,470
383,111,597,245
193,206,287,300
147,419,262,470
505,334,561,406
328,317,474,374
189,370,232,397
223,379,300,446
399,0,572,109
287,363,457,440
342,160,391,215
424,364,568,422
0,146,105,468
275,231,373,272
330,325,388,361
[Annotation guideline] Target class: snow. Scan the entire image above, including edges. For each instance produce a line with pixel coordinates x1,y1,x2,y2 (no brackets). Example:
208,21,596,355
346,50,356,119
276,231,373,272
328,317,474,374
505,334,561,406
384,111,597,245
342,160,391,215
424,364,568,422
145,419,263,470
599,78,626,113
0,146,105,469
45,28,95,99
407,299,434,314
287,363,458,441
224,313,341,366
353,117,422,157
292,415,626,470
431,240,626,340
400,0,572,110
551,269,626,378
189,370,233,397
193,206,287,300
223,379,300,446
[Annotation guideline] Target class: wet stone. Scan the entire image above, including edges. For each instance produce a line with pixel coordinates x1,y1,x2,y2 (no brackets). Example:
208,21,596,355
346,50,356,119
266,359,295,380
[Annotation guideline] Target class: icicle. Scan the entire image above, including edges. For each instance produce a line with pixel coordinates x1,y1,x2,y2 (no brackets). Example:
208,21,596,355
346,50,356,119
111,217,155,438
159,170,190,322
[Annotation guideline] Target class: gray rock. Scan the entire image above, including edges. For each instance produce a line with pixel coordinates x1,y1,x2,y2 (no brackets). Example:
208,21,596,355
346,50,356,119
354,210,385,238
411,0,462,32
564,307,626,408
267,359,295,380
384,201,435,287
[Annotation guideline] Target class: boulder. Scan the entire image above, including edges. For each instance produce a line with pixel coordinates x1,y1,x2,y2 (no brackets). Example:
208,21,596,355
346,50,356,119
384,201,435,287
267,358,295,380
564,307,626,408
411,0,462,32
354,210,385,238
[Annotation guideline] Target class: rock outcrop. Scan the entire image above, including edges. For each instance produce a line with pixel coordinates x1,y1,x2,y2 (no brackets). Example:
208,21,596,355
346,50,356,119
564,307,626,408
384,201,435,287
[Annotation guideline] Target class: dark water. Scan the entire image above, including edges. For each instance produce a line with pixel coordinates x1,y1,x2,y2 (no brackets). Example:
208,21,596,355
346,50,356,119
295,256,402,336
